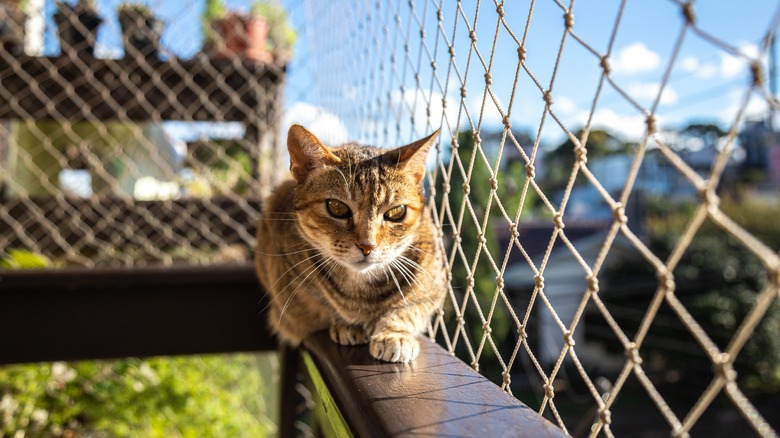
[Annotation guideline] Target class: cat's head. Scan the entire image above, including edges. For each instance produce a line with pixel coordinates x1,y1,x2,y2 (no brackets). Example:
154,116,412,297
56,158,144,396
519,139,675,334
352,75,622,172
288,124,439,274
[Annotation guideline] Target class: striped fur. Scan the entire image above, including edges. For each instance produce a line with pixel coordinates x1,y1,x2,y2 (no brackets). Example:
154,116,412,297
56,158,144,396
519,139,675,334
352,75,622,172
255,125,446,363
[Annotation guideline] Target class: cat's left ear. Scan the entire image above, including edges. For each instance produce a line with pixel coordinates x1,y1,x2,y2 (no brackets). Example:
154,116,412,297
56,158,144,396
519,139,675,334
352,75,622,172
390,129,440,183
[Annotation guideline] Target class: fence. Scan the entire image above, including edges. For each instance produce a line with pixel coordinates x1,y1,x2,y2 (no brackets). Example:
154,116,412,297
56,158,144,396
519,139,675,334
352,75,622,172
2,0,780,436
301,0,780,436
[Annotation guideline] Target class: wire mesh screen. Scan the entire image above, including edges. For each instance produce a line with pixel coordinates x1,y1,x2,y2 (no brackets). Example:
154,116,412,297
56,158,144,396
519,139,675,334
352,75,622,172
0,0,286,267
299,1,780,436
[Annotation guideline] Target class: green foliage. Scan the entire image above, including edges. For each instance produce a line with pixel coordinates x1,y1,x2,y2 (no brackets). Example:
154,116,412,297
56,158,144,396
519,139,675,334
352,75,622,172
0,354,277,437
0,249,52,269
251,1,297,55
636,195,780,391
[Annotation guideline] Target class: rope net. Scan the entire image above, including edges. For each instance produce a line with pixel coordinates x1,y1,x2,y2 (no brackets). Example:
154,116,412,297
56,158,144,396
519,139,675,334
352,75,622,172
300,0,780,436
1,0,779,435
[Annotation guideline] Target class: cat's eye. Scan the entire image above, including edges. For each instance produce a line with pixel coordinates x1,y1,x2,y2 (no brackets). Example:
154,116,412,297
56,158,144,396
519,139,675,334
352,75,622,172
384,205,406,222
326,199,352,219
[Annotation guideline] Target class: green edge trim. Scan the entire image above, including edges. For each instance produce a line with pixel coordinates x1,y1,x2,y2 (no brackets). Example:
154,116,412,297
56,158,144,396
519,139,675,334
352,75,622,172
301,350,353,438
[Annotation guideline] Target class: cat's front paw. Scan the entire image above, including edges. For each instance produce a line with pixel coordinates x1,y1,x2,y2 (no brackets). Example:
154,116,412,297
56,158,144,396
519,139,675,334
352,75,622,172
369,332,420,363
329,323,370,345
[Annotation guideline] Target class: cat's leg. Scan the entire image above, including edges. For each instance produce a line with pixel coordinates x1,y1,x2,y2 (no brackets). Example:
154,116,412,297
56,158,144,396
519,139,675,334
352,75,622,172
329,321,371,345
369,305,429,363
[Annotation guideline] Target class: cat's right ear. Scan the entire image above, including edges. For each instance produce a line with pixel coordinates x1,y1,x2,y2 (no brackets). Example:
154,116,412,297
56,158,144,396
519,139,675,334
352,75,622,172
287,125,342,183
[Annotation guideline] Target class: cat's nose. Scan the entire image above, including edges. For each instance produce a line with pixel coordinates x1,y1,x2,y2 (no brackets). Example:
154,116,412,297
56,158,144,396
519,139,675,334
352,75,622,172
356,242,376,256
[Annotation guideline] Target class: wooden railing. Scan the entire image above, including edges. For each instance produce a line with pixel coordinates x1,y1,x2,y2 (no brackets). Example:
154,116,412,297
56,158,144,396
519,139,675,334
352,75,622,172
0,264,566,437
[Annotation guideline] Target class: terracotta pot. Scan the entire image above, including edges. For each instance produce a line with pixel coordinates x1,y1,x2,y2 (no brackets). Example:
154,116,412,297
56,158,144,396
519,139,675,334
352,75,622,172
0,4,26,55
210,13,271,63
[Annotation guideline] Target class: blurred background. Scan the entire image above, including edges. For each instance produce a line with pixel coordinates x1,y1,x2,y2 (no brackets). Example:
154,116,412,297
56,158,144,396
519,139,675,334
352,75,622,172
1,0,779,436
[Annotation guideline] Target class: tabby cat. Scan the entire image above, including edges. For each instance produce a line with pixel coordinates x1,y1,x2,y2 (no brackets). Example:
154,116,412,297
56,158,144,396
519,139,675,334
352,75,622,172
255,125,447,363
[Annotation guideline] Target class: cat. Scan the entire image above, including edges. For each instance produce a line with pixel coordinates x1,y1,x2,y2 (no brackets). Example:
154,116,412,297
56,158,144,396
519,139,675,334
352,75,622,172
255,124,447,363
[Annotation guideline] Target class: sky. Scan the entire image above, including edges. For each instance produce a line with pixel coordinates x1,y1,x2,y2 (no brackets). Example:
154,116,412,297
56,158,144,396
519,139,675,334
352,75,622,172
40,1,780,147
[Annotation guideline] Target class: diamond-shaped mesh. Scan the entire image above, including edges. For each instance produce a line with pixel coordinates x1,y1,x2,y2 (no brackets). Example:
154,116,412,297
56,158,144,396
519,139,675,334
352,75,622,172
301,1,780,436
0,0,287,267
3,0,780,435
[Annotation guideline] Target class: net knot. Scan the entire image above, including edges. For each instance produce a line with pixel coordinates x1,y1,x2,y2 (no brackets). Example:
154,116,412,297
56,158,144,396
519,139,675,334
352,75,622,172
713,352,737,381
574,144,588,163
451,136,459,148
625,342,643,365
586,274,599,293
495,276,504,289
563,11,574,29
600,56,611,74
466,276,475,288
525,163,536,179
469,29,477,43
449,45,456,58
517,324,527,340
502,115,511,129
437,8,443,22
484,72,492,86
496,4,505,18
543,90,554,106
751,61,764,87
430,60,437,70
657,270,676,293
598,407,612,425
440,96,447,108
672,428,691,438
502,372,511,386
442,182,451,194
477,232,487,245
472,131,481,144
509,222,519,238
456,314,464,325
518,46,527,61
698,187,719,209
645,115,657,134
543,383,555,399
463,182,470,195
482,322,492,334
681,2,696,25
471,361,480,372
553,212,565,230
563,330,575,347
534,274,545,289
612,202,627,224
489,177,498,191
460,85,468,98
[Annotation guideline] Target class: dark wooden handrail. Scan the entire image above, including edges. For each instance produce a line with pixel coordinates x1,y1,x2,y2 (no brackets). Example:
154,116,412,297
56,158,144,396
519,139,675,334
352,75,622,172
302,331,567,437
0,263,565,437
0,263,274,364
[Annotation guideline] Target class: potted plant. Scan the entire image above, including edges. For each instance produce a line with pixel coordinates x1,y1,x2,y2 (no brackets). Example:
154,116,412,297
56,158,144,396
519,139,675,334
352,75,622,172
54,0,102,58
0,0,27,55
118,3,162,60
203,0,273,64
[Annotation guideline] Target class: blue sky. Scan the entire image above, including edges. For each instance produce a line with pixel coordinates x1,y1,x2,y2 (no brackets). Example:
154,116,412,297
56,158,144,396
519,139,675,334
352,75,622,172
44,1,780,146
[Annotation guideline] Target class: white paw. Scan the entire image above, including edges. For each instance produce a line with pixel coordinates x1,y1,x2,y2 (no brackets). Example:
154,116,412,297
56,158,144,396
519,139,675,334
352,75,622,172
369,332,420,363
329,323,370,345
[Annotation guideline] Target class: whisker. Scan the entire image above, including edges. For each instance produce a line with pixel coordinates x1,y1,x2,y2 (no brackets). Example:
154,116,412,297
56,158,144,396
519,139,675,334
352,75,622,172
279,256,330,323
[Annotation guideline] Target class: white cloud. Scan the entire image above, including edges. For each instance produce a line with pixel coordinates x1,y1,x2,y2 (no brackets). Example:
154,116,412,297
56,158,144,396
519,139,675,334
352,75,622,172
679,56,717,79
611,42,661,74
554,96,578,115
282,102,350,145
575,108,651,141
468,93,507,126
720,43,760,79
626,82,678,105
